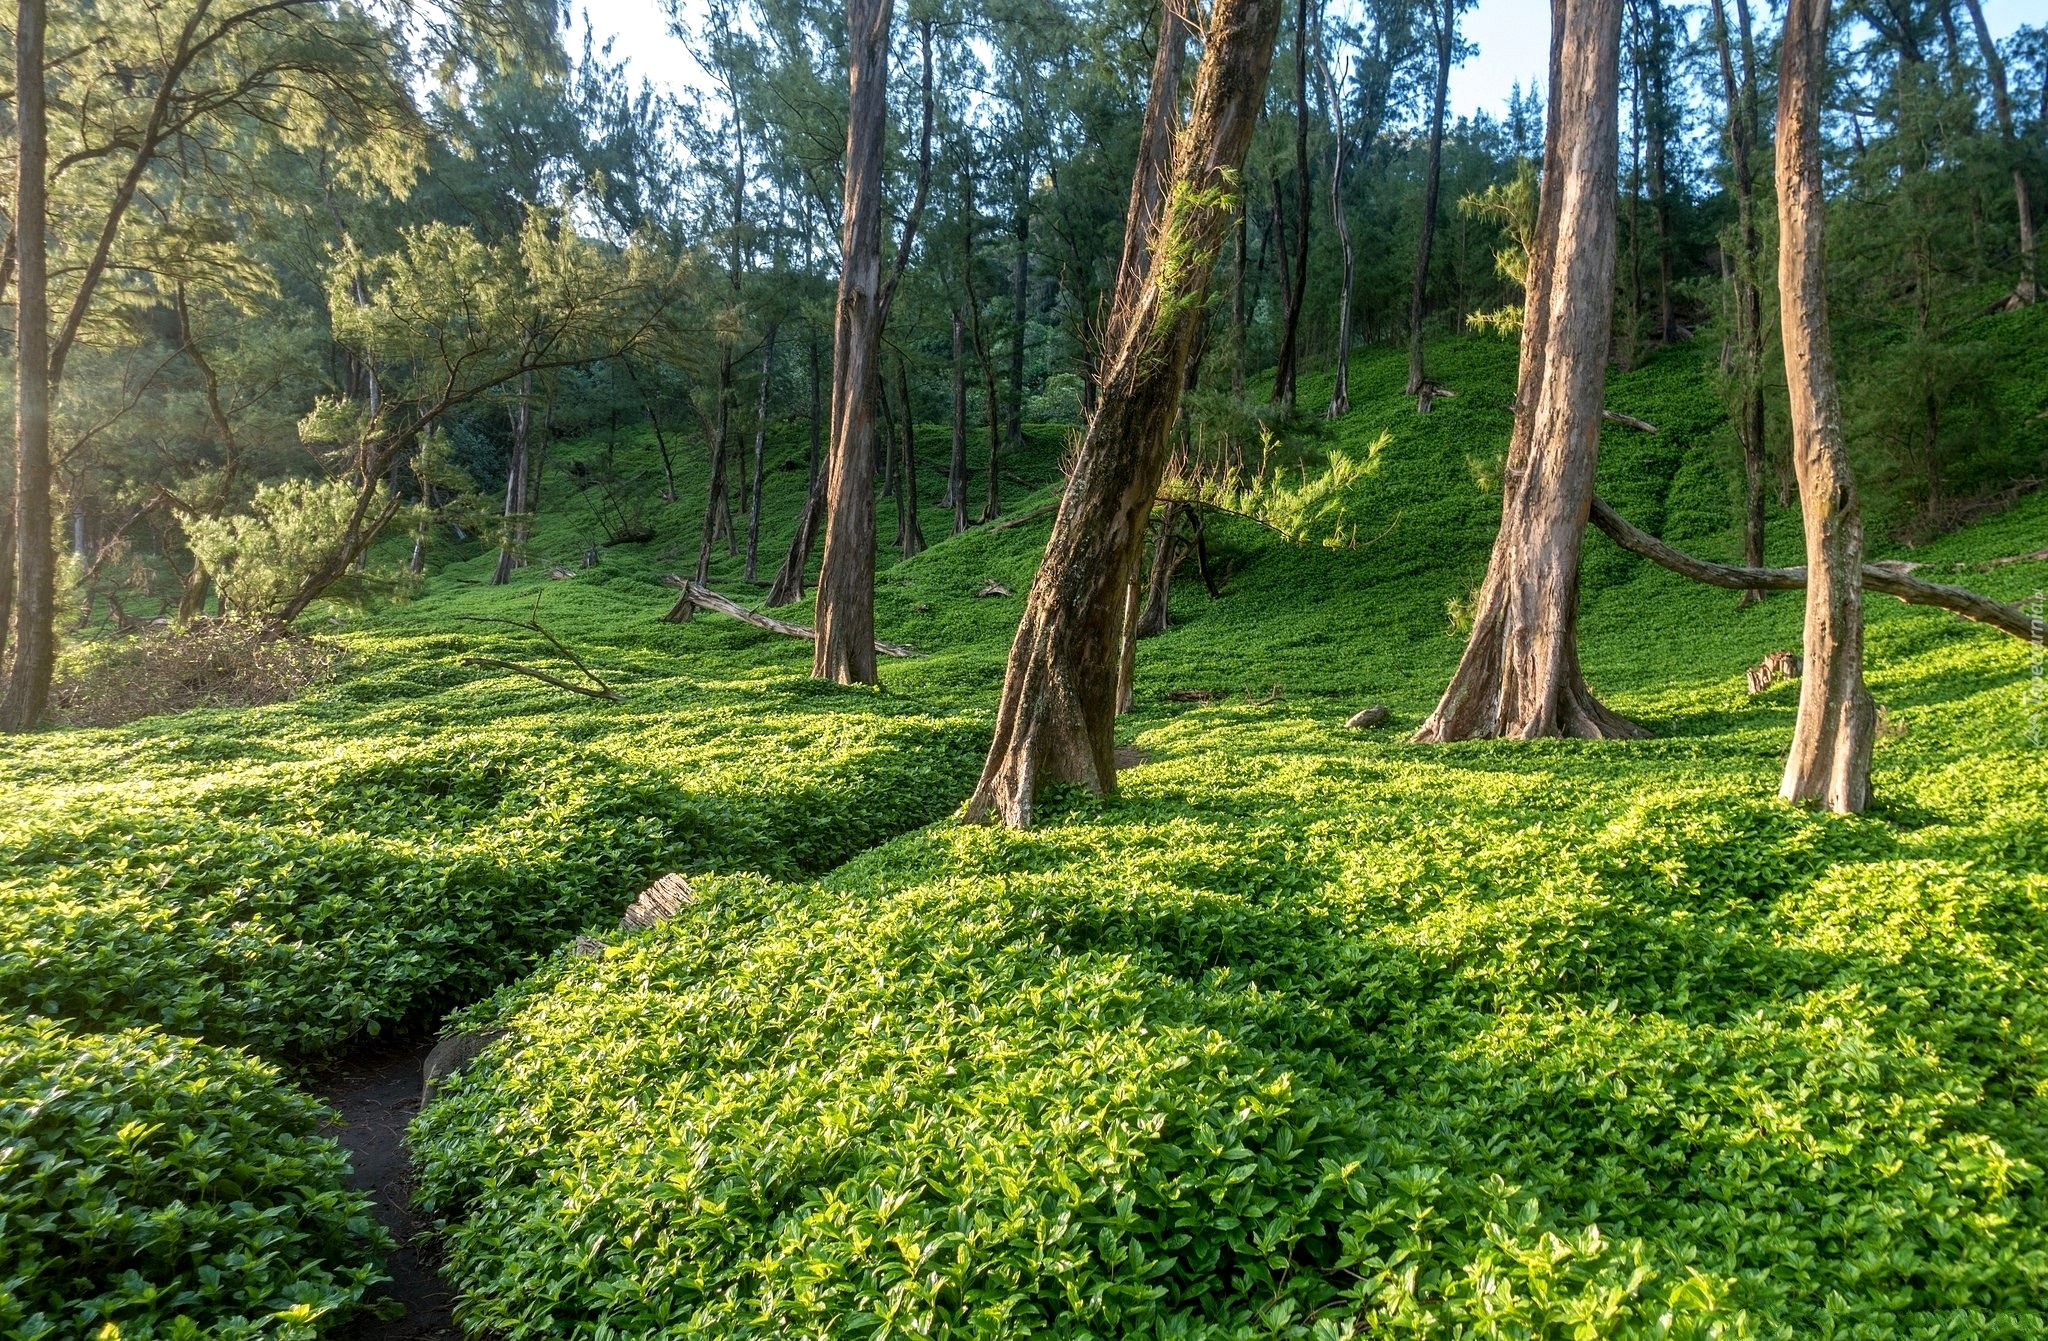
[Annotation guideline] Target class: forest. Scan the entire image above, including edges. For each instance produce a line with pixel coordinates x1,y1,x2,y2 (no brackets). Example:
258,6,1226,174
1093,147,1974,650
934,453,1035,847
2,0,2046,1334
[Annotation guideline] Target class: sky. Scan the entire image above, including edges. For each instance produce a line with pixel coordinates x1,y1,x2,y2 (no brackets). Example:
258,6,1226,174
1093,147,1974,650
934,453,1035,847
571,0,2038,126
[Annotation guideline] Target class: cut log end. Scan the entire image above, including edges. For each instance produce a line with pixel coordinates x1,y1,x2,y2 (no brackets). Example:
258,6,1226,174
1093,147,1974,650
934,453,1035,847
621,872,695,932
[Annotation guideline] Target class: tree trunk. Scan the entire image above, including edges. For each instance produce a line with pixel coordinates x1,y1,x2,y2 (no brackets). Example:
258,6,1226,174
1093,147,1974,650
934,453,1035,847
812,0,892,684
1231,196,1248,398
744,324,779,582
949,311,969,533
491,371,533,587
1325,56,1355,418
1406,0,1455,397
966,0,1286,826
1136,502,1181,636
896,359,925,557
626,362,678,502
1414,0,1643,744
0,494,16,667
807,327,823,485
1711,0,1768,596
1269,0,1311,413
695,345,735,584
1775,0,1874,813
1960,0,2036,305
1107,0,1190,359
1007,206,1029,456
1,0,52,731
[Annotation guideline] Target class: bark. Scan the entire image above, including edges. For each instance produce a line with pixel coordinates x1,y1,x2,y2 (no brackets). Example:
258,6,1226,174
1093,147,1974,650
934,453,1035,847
966,0,1287,827
1106,0,1190,359
812,0,894,684
1636,0,1677,343
1,0,51,730
1775,0,1874,813
1136,502,1182,636
1711,0,1768,595
1269,0,1312,413
1325,56,1355,418
949,311,969,533
744,324,780,582
896,358,925,558
1415,0,1643,744
1115,576,1140,714
1406,0,1455,397
1961,0,2037,305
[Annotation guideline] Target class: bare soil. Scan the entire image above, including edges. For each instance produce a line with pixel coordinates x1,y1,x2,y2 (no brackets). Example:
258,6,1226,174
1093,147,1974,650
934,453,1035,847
314,1038,459,1339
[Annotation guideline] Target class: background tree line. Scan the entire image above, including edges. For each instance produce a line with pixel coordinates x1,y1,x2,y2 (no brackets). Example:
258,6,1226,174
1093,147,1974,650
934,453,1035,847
0,0,2042,735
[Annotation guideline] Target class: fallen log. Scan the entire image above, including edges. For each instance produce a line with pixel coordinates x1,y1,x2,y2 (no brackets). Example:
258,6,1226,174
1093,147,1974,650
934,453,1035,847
981,501,1057,533
1601,410,1660,433
661,577,918,657
1588,496,2038,642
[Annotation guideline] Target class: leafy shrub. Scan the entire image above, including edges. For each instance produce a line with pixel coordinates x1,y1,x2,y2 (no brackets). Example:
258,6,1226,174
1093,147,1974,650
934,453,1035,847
0,1017,387,1339
50,619,341,727
185,477,380,615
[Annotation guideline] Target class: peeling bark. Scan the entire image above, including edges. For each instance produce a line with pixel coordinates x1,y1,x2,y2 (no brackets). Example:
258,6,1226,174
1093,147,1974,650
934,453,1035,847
1775,0,1873,812
1415,0,1643,744
966,0,1287,827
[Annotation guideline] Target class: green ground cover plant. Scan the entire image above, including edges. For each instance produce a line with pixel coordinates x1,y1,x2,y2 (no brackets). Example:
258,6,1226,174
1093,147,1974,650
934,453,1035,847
6,331,2044,1337
406,334,2048,1337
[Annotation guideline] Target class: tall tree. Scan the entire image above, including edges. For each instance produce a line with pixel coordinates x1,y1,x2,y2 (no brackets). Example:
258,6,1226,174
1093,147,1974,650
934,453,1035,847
1776,0,1875,813
744,324,781,581
1414,0,1643,743
1269,0,1313,413
1960,0,2037,306
1325,53,1356,418
2,0,52,731
965,0,1288,827
812,3,930,684
1406,0,1461,398
1710,0,1769,593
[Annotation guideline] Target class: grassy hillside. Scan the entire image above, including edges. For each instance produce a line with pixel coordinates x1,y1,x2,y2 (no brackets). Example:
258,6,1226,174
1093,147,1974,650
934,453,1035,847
6,328,2046,1338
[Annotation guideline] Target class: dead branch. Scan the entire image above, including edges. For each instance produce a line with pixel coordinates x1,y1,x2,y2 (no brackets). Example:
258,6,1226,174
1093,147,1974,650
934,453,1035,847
982,501,1057,532
661,577,917,657
1589,496,2038,642
460,595,621,698
1601,410,1661,433
460,657,623,701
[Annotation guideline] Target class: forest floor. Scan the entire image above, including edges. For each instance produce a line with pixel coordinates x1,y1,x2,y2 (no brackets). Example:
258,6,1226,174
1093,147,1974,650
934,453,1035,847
5,322,2048,1338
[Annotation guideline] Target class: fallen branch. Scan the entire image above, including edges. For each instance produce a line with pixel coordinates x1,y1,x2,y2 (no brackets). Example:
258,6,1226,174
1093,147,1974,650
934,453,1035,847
981,501,1058,532
1601,410,1660,434
460,597,622,699
460,657,623,700
661,577,917,657
1588,496,2038,642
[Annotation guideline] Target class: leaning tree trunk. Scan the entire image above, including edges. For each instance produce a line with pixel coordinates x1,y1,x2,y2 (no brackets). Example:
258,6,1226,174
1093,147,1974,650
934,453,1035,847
490,370,533,587
966,0,1287,827
695,345,735,584
1269,0,1311,414
1135,502,1183,637
811,0,892,685
1106,0,1189,358
744,323,779,582
1775,0,1874,813
1414,0,1644,744
1,0,52,731
1406,0,1454,397
1961,0,2037,306
1711,0,1768,595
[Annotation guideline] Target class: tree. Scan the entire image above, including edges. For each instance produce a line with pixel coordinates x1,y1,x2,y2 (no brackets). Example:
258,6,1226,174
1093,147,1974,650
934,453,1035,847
1776,0,1874,813
812,0,930,685
1269,0,1314,414
966,0,1288,827
1709,0,1769,595
3,0,53,732
1405,0,1465,398
1960,0,2038,306
1325,53,1357,418
1414,0,1643,743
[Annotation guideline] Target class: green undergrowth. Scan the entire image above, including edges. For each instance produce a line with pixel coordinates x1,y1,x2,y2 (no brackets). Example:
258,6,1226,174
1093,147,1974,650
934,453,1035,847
9,327,2048,1337
411,333,2048,1336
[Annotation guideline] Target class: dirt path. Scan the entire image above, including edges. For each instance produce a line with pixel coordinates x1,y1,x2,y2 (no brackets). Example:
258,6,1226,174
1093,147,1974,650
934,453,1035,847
315,1039,459,1339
